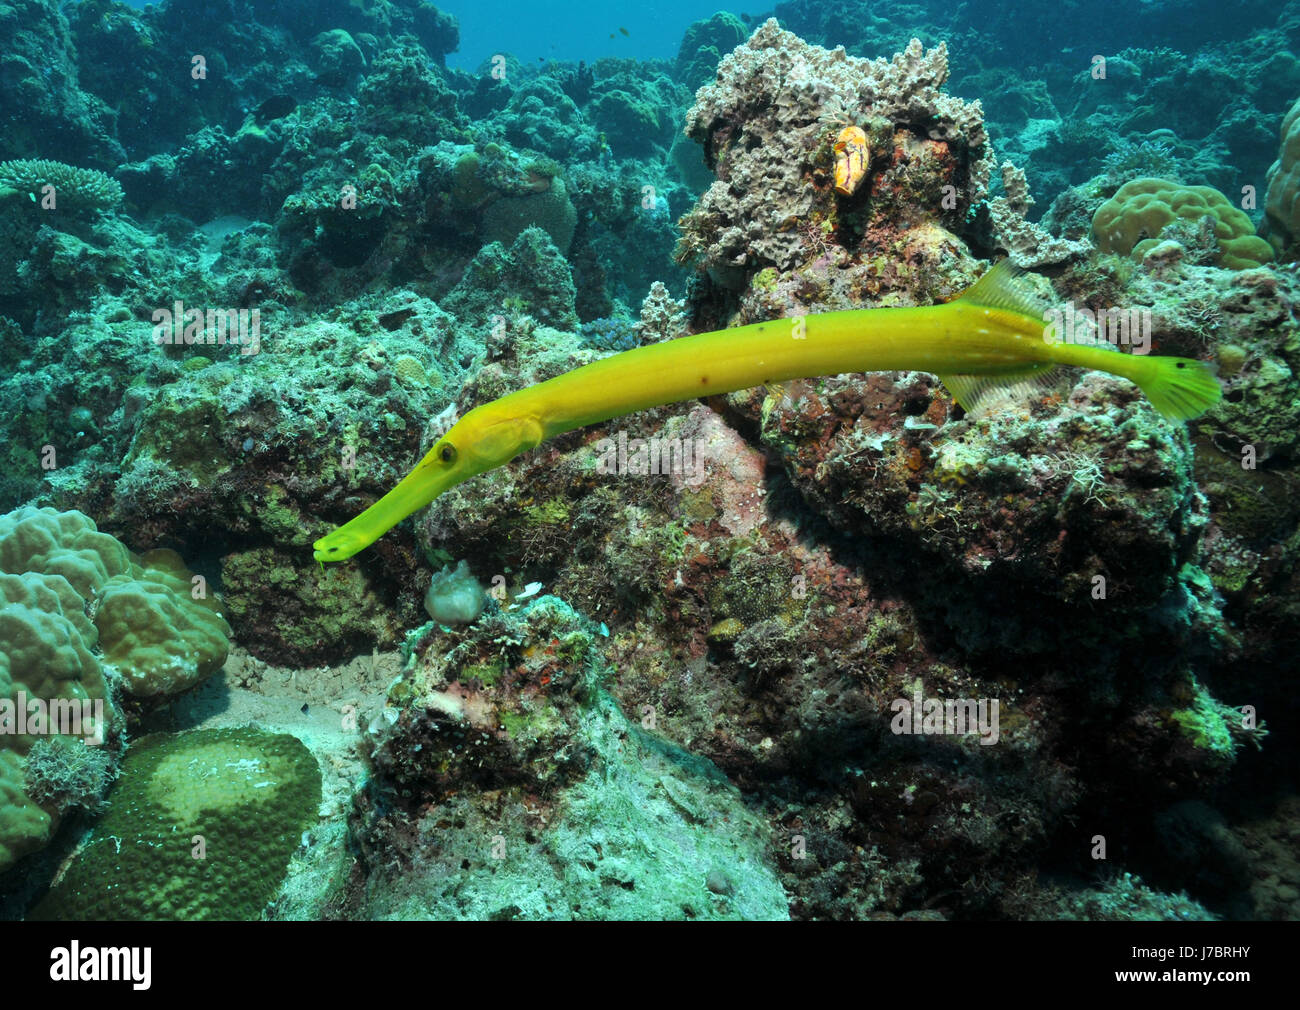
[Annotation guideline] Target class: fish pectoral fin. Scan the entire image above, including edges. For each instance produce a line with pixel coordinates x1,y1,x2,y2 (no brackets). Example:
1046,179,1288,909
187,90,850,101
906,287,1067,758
937,363,1061,414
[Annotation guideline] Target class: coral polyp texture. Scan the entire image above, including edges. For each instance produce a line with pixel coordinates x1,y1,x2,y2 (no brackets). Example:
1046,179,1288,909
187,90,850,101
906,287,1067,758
0,508,231,701
1265,95,1300,254
0,506,233,873
0,158,123,214
29,727,321,921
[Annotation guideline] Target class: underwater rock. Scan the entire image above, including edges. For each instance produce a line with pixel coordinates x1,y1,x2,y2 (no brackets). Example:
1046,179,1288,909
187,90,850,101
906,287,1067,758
350,595,788,920
444,226,578,330
1,0,1295,925
0,0,124,166
636,280,687,343
481,175,577,252
494,76,602,162
987,161,1090,268
679,20,991,285
309,29,366,87
675,11,749,91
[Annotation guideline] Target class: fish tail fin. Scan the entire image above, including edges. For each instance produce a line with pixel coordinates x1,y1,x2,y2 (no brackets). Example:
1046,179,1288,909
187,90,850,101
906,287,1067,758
958,260,1222,422
1131,355,1222,421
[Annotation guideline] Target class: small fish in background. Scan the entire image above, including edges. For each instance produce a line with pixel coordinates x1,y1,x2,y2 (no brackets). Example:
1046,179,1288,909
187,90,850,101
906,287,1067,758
610,26,630,39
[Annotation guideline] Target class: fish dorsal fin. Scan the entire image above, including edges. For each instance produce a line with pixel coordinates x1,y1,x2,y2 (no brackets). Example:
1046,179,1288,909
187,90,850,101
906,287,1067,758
956,259,1048,320
937,364,1061,415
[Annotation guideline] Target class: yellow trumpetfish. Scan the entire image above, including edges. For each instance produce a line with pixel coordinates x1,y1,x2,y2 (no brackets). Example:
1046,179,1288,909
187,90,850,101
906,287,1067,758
313,262,1220,562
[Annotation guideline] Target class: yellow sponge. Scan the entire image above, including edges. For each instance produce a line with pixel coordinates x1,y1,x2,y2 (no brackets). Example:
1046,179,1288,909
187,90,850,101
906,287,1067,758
1093,177,1274,270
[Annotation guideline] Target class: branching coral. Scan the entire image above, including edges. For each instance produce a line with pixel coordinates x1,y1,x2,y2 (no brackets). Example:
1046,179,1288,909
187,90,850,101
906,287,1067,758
0,158,123,213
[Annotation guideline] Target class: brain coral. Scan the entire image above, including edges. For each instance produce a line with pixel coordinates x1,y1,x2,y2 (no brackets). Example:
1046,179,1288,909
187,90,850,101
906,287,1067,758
29,727,321,920
1265,95,1300,253
0,158,124,213
0,507,231,873
1093,177,1274,270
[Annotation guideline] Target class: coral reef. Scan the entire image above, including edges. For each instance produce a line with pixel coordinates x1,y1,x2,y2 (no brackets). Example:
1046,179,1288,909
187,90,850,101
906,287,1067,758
680,21,992,287
0,505,233,872
345,595,787,919
0,158,123,213
0,507,230,704
676,12,750,91
0,0,1296,926
1265,95,1300,255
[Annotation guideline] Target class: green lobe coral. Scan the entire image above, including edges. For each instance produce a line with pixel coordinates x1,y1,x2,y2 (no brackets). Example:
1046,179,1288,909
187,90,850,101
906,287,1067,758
1093,177,1274,270
30,727,321,921
0,508,232,872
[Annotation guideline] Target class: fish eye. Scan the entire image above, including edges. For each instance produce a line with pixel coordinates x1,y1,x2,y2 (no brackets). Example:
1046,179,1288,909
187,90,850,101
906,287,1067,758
439,443,457,463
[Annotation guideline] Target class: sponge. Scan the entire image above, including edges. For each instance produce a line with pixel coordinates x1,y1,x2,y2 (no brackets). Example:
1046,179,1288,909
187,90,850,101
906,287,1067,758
424,560,487,626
